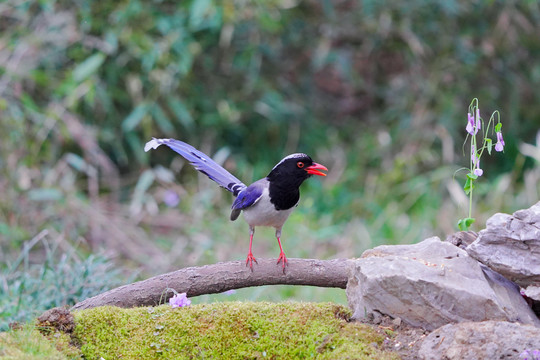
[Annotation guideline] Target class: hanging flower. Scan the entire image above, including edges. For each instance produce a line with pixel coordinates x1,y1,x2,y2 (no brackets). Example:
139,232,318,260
466,109,481,135
474,166,483,177
466,113,476,135
495,131,505,152
471,145,483,177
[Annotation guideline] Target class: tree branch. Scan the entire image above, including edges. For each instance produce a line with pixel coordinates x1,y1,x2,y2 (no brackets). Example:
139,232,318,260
71,258,352,310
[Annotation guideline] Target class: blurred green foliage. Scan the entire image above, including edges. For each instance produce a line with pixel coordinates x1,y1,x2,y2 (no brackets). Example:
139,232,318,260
0,235,125,330
1,0,540,318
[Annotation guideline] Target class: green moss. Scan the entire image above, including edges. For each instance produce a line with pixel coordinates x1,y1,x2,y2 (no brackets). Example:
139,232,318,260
72,302,399,359
0,325,80,360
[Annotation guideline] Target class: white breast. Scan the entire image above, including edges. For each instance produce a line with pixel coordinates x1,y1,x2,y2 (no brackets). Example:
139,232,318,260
241,187,297,229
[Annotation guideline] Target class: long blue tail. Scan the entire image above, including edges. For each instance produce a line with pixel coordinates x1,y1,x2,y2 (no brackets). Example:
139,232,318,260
145,138,246,196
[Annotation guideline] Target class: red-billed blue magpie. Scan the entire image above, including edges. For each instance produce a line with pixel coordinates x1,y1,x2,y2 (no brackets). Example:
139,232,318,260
144,138,328,271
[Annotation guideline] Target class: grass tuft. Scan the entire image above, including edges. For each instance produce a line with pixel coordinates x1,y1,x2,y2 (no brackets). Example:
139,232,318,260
0,235,126,331
0,324,79,360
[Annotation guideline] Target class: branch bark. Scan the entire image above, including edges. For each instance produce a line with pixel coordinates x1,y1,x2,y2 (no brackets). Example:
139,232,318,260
71,258,352,311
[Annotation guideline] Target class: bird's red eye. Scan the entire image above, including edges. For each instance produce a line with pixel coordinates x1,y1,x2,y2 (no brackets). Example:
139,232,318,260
297,161,304,168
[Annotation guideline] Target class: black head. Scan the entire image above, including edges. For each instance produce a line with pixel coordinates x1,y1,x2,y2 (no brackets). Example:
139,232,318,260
267,153,327,188
266,153,327,211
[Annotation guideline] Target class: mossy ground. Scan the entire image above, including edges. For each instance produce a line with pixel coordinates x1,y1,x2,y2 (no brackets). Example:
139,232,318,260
0,325,77,360
1,302,401,359
74,301,399,359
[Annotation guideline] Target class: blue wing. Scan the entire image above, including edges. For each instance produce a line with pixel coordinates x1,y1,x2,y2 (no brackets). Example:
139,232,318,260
145,138,246,196
231,180,266,211
229,179,267,220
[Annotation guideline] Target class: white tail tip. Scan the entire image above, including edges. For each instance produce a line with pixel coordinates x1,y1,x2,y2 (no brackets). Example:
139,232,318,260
144,138,163,152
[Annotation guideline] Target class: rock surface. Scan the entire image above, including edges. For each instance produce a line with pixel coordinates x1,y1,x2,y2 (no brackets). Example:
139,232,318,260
466,201,540,287
524,285,540,302
418,321,540,360
445,231,477,250
523,285,540,318
346,237,540,330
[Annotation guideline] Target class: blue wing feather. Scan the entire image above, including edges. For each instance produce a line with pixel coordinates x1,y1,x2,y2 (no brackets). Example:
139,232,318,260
145,138,246,196
230,180,265,221
232,182,265,211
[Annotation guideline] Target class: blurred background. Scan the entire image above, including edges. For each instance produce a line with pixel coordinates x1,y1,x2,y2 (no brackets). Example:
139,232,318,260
1,0,540,329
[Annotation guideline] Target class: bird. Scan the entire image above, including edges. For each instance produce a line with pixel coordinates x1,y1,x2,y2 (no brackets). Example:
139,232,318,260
144,138,328,271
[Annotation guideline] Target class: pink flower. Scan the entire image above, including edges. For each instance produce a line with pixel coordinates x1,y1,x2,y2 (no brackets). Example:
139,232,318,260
466,113,476,135
163,189,180,207
520,349,540,360
466,110,481,135
495,131,505,152
471,145,483,177
169,293,191,308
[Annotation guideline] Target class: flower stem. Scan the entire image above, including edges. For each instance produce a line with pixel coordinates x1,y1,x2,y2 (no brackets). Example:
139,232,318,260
468,180,473,219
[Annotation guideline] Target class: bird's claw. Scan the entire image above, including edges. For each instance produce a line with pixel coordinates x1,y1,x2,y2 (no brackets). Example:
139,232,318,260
246,253,258,271
277,252,288,273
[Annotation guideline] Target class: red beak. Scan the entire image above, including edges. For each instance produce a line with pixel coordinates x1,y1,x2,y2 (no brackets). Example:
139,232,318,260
305,162,328,176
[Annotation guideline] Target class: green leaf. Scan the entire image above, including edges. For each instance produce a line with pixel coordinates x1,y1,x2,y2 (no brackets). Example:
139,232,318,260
72,53,106,82
486,138,492,155
125,132,145,164
466,172,478,180
122,103,149,132
151,104,174,133
20,93,39,112
189,0,211,29
463,178,473,194
55,78,76,98
27,188,63,202
457,218,476,231
65,153,88,172
133,169,156,197
495,122,502,133
167,96,193,128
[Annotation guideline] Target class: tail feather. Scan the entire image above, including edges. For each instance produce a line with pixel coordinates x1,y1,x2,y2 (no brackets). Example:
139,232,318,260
145,138,246,196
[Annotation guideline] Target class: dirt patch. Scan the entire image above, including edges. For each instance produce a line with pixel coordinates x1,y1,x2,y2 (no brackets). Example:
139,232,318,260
37,307,75,333
355,313,430,360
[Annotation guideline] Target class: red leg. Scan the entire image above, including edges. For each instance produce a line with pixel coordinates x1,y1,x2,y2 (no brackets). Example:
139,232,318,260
276,233,287,272
245,227,257,271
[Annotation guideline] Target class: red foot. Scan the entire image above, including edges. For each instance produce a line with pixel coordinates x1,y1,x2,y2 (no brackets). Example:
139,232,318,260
277,252,288,273
245,252,258,271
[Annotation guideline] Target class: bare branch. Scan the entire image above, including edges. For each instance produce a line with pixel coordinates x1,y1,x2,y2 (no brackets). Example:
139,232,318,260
71,258,352,310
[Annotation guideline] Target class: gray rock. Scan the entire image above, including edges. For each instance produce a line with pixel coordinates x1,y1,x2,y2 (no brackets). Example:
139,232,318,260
523,285,540,318
418,321,540,360
445,231,478,250
346,237,540,330
524,285,540,301
466,202,540,287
